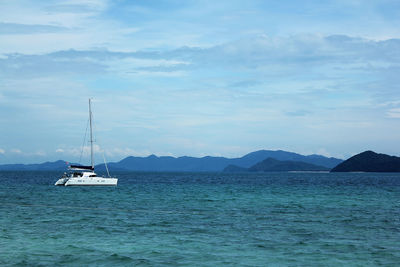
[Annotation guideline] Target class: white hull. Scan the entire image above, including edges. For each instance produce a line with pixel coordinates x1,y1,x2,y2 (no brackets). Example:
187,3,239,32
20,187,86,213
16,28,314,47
55,171,118,186
65,177,117,186
55,177,69,186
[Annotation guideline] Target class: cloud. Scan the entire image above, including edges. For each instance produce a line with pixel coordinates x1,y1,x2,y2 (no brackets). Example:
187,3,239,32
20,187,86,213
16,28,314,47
0,0,109,28
1,35,398,122
0,0,127,54
285,110,313,117
10,149,22,154
45,1,108,14
105,147,152,158
229,80,262,88
0,22,70,34
35,151,46,156
4,148,46,157
2,0,400,55
0,148,5,154
1,1,400,162
2,35,399,77
53,145,154,161
387,108,400,118
55,144,105,157
0,52,107,79
0,31,399,162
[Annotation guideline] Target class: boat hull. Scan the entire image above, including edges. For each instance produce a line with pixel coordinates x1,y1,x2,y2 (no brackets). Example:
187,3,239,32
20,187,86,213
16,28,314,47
55,177,69,186
64,177,118,186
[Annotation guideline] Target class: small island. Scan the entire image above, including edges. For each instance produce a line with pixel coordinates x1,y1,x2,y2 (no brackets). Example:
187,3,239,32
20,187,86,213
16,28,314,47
330,151,400,172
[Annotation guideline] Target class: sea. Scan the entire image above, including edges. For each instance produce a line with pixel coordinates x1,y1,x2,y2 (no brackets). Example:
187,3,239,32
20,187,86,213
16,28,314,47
0,171,399,266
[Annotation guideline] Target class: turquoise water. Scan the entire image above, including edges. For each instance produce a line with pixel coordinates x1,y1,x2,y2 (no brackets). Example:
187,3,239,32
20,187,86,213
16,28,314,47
1,171,399,266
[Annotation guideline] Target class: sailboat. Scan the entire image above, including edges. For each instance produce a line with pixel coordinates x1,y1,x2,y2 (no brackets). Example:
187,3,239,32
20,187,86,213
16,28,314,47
55,99,118,186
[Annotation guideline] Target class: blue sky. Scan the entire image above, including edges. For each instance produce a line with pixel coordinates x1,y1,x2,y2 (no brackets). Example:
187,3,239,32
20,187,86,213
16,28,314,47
1,0,400,164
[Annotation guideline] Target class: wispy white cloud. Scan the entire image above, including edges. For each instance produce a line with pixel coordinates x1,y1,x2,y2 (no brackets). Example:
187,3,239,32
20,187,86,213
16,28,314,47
54,145,157,162
0,0,130,54
1,1,400,163
10,149,22,154
105,147,153,158
35,151,47,156
2,35,399,80
56,144,103,157
386,108,400,118
0,0,109,28
0,22,70,34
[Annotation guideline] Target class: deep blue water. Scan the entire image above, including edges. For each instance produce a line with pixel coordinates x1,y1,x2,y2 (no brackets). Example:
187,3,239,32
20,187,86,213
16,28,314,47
1,171,399,266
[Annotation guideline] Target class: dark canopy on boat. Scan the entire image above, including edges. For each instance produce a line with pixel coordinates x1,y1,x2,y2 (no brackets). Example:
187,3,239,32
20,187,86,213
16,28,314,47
69,165,94,170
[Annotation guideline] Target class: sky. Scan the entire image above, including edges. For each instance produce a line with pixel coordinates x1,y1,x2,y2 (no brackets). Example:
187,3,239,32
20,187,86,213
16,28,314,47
1,0,400,164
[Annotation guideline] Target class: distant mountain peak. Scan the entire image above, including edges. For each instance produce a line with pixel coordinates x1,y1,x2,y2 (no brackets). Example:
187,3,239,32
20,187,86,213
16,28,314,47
331,150,400,172
358,150,376,155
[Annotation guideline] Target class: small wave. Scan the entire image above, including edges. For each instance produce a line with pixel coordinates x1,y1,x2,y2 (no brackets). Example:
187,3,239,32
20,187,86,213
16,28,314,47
106,253,135,263
65,244,97,253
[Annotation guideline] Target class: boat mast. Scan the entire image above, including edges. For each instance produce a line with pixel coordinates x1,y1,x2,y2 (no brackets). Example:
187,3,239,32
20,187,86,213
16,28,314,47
89,98,94,169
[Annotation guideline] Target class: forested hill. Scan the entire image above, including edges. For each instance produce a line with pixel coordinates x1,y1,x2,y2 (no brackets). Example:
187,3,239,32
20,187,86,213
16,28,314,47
331,151,400,172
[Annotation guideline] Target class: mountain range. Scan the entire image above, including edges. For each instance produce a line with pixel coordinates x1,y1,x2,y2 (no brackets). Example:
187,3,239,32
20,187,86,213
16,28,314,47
97,150,341,172
224,158,329,172
0,150,342,172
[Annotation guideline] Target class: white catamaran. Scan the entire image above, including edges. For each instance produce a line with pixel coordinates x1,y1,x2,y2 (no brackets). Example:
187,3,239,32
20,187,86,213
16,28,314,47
55,99,118,186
